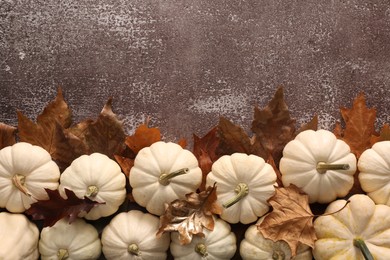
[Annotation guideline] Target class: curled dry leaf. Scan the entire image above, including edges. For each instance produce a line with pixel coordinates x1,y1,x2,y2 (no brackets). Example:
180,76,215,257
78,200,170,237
258,185,316,257
25,188,102,227
157,184,222,245
0,122,16,149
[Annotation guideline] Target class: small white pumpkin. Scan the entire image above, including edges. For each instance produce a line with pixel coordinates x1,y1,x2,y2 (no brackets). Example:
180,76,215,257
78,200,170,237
129,141,202,216
0,142,60,212
314,194,390,259
101,210,170,260
170,217,237,260
358,141,390,205
280,129,357,203
240,216,312,260
206,153,277,224
39,218,101,260
59,153,126,220
0,212,39,259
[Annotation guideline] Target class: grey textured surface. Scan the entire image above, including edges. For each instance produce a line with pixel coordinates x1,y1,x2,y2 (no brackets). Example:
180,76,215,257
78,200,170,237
1,0,390,143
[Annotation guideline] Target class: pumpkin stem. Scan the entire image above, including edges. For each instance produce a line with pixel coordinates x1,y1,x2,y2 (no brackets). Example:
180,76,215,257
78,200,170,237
272,249,286,260
11,174,32,197
195,243,208,257
128,243,141,256
57,248,69,260
353,238,374,260
222,183,249,208
85,185,99,197
159,168,189,185
316,162,350,174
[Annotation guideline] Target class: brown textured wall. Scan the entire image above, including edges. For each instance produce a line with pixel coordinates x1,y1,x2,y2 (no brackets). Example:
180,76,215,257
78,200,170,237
1,0,390,143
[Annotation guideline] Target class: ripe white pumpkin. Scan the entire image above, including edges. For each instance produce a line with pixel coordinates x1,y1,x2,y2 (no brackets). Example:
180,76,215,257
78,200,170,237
59,153,126,220
280,129,357,203
358,141,390,205
0,142,60,212
0,212,39,259
39,218,101,260
240,217,312,260
101,210,170,259
314,194,390,259
129,141,202,216
170,217,237,260
206,153,277,224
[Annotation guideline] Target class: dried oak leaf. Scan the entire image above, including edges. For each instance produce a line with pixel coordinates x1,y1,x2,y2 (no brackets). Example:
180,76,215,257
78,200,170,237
157,184,222,245
258,185,316,257
25,188,102,227
370,123,390,145
193,126,220,190
335,92,377,158
217,116,267,159
251,86,297,165
0,122,16,149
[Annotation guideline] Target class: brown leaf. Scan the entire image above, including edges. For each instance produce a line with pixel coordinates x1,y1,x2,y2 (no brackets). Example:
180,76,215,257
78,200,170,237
114,155,134,177
266,154,283,187
258,185,316,257
79,99,126,158
157,184,222,245
125,123,161,154
251,86,296,165
177,138,187,149
0,123,16,149
370,123,390,145
336,92,377,158
193,127,220,190
296,114,318,135
217,117,267,158
37,88,72,128
25,188,102,227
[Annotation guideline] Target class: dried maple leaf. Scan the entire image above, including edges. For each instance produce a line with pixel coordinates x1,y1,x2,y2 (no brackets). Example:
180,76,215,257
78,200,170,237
296,114,318,135
258,185,316,257
371,123,390,145
0,122,16,149
217,117,267,159
251,86,296,165
125,122,161,154
336,92,377,158
114,155,134,177
25,188,102,227
157,184,222,245
193,127,220,190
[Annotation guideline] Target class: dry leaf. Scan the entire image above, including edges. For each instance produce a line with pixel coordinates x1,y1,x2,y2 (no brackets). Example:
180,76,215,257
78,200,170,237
125,123,161,154
370,123,390,145
157,184,222,245
251,86,296,165
193,127,220,190
296,114,318,135
37,88,72,128
258,185,316,257
0,123,16,149
25,188,102,227
114,155,134,177
177,138,187,149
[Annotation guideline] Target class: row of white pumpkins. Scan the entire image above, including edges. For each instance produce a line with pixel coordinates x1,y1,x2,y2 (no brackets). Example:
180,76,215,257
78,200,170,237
0,129,390,259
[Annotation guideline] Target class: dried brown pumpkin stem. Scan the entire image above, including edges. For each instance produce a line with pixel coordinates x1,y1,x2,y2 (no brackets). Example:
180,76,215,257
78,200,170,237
159,168,189,185
222,183,249,208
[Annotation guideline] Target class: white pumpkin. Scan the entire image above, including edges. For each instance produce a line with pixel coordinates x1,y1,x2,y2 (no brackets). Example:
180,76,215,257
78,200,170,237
101,210,170,259
280,129,357,203
0,212,39,259
129,141,202,216
314,194,390,259
59,153,126,220
358,141,390,205
206,153,277,224
39,218,101,260
240,217,312,260
0,142,60,212
170,217,237,260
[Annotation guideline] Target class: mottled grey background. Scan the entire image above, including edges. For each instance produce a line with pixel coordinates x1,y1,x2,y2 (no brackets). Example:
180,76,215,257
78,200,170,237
1,0,390,144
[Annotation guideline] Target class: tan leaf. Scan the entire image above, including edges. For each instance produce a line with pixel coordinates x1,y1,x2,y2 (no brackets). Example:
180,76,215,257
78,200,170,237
37,88,72,128
258,185,316,257
157,184,222,245
296,114,318,135
0,123,16,149
251,86,296,165
370,123,390,145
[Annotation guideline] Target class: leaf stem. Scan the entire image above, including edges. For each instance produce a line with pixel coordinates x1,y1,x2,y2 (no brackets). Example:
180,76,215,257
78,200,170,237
222,183,249,208
159,168,189,185
353,238,374,260
316,162,350,174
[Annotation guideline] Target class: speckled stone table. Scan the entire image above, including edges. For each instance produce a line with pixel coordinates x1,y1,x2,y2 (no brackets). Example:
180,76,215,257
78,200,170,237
1,0,390,143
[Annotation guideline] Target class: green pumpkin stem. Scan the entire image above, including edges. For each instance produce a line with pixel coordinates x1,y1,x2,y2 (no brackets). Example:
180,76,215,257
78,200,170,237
316,162,350,174
159,168,189,185
353,238,374,260
222,183,249,208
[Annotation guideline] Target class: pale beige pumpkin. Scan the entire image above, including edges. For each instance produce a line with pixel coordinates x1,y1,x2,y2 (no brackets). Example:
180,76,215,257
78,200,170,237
0,142,60,213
